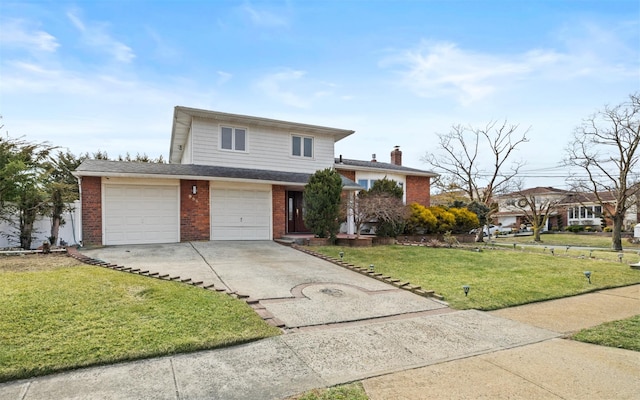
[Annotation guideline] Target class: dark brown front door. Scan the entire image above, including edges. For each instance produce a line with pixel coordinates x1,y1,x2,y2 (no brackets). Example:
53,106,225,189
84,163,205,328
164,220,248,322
287,191,309,233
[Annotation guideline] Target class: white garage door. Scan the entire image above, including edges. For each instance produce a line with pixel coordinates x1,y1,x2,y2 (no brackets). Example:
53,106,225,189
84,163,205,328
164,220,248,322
211,188,271,240
104,184,179,245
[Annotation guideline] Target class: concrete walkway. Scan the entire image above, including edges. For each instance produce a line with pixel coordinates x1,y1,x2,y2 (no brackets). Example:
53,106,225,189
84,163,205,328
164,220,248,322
0,242,638,399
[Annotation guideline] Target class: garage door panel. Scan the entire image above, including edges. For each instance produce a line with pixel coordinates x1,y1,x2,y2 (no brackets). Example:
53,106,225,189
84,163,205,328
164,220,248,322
211,188,271,241
104,184,179,245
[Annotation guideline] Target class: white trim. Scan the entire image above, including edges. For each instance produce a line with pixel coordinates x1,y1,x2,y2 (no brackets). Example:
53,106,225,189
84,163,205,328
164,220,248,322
219,124,249,153
290,133,315,159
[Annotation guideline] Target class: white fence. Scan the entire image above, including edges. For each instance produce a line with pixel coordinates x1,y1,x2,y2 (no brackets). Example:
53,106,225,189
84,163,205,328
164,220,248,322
0,201,82,249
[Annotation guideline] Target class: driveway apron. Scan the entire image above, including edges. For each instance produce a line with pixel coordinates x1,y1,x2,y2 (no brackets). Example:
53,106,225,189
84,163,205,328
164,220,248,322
81,241,448,329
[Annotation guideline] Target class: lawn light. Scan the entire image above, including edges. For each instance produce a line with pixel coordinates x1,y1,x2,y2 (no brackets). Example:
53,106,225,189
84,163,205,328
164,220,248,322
513,243,517,250
339,251,344,260
566,245,570,253
369,264,375,272
584,271,592,284
463,285,470,297
550,247,555,256
618,253,623,263
544,246,547,252
589,250,593,258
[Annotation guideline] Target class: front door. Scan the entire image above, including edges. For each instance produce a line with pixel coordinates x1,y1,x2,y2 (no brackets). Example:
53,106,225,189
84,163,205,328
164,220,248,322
287,191,309,233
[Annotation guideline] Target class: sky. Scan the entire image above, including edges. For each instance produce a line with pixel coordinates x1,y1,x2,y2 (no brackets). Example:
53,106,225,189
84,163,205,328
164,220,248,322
1,0,638,190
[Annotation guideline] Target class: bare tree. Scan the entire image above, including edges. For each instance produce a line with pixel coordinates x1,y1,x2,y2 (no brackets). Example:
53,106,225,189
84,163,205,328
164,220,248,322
506,187,566,242
423,120,529,241
565,93,640,251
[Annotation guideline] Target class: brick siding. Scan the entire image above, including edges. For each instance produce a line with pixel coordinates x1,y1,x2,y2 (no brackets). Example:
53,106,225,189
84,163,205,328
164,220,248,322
335,168,356,181
180,180,210,241
406,176,431,207
272,185,286,239
81,176,103,246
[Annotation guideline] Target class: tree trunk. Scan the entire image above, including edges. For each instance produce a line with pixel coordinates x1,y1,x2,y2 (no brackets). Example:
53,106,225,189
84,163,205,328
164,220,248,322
20,209,37,250
50,216,61,246
533,227,542,242
475,229,485,243
611,216,623,251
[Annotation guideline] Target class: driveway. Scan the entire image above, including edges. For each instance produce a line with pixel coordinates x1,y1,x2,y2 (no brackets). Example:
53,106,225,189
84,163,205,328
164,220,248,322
81,241,448,329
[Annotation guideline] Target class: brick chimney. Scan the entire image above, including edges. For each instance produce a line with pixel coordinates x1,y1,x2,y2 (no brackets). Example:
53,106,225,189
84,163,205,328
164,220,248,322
371,153,377,162
390,146,402,166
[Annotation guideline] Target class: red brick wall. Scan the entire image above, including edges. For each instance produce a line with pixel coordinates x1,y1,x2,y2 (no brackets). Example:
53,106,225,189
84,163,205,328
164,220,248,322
272,185,286,239
81,176,103,246
406,176,431,207
335,169,355,181
180,180,210,241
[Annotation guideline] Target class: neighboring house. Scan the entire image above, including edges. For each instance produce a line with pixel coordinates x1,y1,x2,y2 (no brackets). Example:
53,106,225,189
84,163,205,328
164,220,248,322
560,191,639,230
495,187,639,232
74,107,435,246
334,146,438,234
494,187,571,231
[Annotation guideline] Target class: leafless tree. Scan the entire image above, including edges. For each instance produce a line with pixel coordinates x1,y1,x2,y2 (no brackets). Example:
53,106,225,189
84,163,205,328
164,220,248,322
343,193,407,238
423,120,529,241
506,188,565,242
565,93,640,251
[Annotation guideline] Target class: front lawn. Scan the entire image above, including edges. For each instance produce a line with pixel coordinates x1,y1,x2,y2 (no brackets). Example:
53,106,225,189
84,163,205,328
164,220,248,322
0,254,280,382
288,383,368,400
572,315,640,351
493,233,640,250
314,245,640,310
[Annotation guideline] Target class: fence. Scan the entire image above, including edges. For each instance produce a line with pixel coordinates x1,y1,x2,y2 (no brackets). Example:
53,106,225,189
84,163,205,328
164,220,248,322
0,201,82,249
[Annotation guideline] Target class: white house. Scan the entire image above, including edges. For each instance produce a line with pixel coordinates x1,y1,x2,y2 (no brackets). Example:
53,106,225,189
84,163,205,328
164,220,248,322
74,107,436,246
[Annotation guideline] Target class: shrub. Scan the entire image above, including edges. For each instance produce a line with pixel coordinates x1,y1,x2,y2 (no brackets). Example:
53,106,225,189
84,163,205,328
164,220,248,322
565,225,585,233
448,207,479,233
603,226,613,232
303,168,343,239
429,206,456,233
406,203,437,234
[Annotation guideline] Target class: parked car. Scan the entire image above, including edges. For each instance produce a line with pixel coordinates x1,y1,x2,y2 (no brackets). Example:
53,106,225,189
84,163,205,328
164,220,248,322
469,225,511,235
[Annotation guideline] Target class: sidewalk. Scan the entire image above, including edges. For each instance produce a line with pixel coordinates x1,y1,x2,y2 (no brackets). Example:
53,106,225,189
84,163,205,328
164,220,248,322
363,284,640,400
1,286,638,400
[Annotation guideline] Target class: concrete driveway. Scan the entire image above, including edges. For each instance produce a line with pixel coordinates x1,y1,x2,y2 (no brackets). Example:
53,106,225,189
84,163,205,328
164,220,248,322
81,241,448,329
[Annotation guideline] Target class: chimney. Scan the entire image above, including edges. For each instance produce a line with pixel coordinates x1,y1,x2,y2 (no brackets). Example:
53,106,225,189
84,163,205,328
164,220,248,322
371,153,377,162
390,146,402,166
339,154,343,163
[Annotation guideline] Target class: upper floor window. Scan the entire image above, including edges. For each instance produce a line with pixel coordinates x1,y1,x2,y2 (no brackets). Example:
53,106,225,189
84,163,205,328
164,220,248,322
221,126,246,152
292,135,313,158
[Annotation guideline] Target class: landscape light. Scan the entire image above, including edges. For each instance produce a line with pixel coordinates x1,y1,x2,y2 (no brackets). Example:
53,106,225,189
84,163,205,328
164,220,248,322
463,285,470,297
584,271,592,284
618,253,623,263
550,248,555,256
369,264,375,271
339,251,344,260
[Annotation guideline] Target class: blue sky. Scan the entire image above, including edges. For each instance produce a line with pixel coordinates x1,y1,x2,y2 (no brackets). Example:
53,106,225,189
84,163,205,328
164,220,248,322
1,0,638,189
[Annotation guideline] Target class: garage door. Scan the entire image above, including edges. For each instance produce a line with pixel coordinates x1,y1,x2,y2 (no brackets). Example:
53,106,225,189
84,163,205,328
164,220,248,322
211,188,271,240
104,184,179,245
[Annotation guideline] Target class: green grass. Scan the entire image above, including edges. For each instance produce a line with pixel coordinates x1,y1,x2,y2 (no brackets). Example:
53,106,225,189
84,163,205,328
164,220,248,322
572,315,640,351
289,383,368,400
493,233,640,250
314,245,640,310
0,259,281,382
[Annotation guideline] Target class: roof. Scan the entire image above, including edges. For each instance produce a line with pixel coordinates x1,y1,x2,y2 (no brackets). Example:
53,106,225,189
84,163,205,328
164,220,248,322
74,159,362,190
500,187,572,198
170,106,356,164
334,158,438,177
560,191,618,204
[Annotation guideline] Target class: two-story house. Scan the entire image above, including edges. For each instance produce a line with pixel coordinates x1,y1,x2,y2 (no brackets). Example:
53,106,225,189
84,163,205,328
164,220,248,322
494,187,571,231
74,106,436,246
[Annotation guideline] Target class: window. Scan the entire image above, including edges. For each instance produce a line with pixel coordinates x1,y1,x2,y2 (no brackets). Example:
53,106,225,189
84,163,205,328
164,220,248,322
221,126,246,151
292,135,313,158
357,179,369,190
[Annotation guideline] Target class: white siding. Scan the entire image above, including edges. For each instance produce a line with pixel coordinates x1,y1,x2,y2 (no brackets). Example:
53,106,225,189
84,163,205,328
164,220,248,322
180,126,193,164
189,117,336,174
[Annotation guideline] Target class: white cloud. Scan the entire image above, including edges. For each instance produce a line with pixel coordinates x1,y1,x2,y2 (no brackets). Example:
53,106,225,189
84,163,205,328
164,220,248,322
217,71,233,85
241,3,289,27
256,69,311,108
383,19,639,107
0,19,59,53
66,10,135,63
